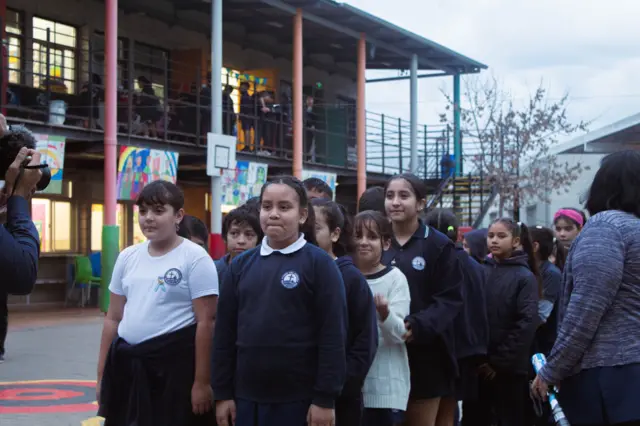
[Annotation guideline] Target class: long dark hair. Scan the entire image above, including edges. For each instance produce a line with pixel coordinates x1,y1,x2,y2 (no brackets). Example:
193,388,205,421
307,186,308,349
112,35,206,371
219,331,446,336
424,208,458,243
530,226,566,271
492,217,542,297
259,176,317,245
311,198,353,257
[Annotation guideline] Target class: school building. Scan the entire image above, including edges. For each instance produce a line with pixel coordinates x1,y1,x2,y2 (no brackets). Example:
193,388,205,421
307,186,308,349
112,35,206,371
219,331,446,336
3,0,488,307
479,112,640,227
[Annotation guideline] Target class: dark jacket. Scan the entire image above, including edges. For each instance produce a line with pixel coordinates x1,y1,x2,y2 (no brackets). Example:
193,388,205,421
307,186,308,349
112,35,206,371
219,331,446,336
1,196,40,295
484,252,539,375
335,256,378,397
214,254,230,289
99,324,211,426
454,248,489,362
534,260,562,355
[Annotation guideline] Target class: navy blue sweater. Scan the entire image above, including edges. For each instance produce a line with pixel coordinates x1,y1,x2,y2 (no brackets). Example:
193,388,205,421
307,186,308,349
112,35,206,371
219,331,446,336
213,254,230,289
382,222,463,374
212,243,347,409
454,248,489,361
335,256,378,398
1,196,40,295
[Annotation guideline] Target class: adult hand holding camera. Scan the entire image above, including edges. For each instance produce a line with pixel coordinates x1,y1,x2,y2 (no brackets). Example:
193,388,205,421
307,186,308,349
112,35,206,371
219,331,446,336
3,147,43,200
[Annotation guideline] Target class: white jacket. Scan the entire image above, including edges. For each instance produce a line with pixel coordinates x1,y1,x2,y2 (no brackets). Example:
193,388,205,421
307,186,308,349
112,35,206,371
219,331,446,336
363,266,411,411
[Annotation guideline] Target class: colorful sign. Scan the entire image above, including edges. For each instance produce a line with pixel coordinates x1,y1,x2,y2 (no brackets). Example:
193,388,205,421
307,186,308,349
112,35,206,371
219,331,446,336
34,134,66,194
221,161,268,206
302,169,337,200
116,147,179,201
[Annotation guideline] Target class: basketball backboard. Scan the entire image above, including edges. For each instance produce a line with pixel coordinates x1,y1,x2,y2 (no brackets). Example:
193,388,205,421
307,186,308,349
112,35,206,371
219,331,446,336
207,133,237,177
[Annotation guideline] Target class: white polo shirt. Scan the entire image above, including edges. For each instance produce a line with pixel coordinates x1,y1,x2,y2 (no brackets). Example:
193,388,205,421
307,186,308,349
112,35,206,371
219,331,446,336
109,238,219,345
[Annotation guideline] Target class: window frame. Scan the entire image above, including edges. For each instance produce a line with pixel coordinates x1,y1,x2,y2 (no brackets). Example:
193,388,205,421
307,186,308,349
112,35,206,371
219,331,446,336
133,41,170,101
6,8,24,85
31,196,77,253
31,15,79,94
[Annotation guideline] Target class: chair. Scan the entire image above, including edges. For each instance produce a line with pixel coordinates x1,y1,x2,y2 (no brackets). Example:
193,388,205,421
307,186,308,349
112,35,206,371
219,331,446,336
66,255,102,308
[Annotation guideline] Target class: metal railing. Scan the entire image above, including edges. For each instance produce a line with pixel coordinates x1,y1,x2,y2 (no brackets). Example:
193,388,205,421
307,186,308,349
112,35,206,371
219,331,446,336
4,26,455,179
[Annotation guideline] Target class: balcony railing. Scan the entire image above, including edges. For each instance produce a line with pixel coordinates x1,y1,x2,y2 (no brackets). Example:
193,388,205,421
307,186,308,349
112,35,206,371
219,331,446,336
4,26,454,179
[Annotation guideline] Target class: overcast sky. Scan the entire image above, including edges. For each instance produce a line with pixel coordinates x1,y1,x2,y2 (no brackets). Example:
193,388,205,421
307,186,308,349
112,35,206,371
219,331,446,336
346,0,639,135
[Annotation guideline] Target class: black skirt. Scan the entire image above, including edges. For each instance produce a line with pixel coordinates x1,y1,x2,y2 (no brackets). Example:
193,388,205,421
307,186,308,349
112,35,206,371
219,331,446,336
407,341,455,400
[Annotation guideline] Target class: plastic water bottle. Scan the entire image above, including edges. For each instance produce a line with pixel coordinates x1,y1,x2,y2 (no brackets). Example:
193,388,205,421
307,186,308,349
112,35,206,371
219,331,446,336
531,353,571,426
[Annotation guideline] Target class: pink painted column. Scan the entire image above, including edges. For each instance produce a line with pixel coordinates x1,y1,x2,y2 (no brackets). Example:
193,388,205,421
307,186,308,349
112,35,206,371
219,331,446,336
100,0,119,312
292,8,303,179
356,33,367,202
104,0,118,227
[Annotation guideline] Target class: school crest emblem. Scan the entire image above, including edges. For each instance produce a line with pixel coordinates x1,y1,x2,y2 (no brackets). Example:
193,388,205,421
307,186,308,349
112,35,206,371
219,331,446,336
281,271,300,289
412,256,426,271
163,268,183,286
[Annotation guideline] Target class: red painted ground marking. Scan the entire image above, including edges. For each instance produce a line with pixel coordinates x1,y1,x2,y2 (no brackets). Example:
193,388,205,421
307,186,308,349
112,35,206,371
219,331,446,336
0,388,83,401
0,380,98,414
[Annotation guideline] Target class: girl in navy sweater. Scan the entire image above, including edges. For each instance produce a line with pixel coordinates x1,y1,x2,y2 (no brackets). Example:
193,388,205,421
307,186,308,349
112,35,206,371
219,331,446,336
213,176,348,426
463,218,539,426
312,198,378,426
424,209,489,426
382,173,464,426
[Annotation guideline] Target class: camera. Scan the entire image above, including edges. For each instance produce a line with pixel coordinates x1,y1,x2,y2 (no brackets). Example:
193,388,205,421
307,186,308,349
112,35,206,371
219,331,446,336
0,124,51,191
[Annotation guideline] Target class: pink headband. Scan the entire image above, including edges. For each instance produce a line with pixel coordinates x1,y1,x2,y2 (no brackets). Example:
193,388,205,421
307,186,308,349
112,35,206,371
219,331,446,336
554,209,584,227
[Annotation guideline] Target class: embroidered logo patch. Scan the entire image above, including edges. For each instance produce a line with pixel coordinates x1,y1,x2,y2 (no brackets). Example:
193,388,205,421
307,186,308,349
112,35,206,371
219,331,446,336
412,256,426,271
163,268,183,286
281,271,300,289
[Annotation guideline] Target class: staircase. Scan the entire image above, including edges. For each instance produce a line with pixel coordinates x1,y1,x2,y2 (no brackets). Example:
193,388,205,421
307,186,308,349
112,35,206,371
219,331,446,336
429,174,497,228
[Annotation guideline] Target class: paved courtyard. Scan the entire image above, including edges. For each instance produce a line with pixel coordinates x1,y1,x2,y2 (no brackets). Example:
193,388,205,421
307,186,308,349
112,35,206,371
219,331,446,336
0,310,105,426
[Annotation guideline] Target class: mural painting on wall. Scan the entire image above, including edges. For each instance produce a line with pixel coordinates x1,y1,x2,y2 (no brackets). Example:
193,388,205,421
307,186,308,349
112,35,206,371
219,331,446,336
221,161,268,207
34,134,66,195
116,146,180,201
302,169,337,201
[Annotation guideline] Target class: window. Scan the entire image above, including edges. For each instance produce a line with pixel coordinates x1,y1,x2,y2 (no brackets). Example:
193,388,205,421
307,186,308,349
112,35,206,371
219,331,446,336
6,9,23,84
32,198,73,252
132,205,146,245
32,17,77,93
526,205,538,226
134,43,168,100
91,204,126,251
92,32,127,87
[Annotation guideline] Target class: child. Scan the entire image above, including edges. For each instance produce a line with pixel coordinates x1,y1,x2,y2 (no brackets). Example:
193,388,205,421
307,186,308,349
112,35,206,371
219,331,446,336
353,210,411,426
529,226,564,355
462,228,488,263
213,176,347,426
382,173,463,426
424,210,489,426
358,186,385,214
463,218,539,426
553,207,586,249
214,205,262,284
311,198,378,426
303,177,333,201
97,180,218,426
178,215,209,249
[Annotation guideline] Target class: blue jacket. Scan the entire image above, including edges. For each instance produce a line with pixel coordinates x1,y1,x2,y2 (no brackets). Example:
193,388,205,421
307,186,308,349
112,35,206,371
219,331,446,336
1,196,40,295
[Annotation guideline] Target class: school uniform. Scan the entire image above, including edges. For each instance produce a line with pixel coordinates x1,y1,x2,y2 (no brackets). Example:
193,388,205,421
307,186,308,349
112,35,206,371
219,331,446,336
534,260,562,356
99,239,219,426
335,256,379,426
212,234,348,426
462,252,538,426
214,254,230,288
362,266,411,426
381,222,464,400
452,248,489,402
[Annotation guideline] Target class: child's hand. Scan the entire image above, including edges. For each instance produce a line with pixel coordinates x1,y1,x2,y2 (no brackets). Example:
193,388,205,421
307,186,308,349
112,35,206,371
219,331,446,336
374,294,390,321
307,404,334,426
403,321,414,342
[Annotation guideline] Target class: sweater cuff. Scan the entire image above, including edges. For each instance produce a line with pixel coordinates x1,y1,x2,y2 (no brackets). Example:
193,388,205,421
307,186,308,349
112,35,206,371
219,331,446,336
213,388,234,402
537,365,557,385
7,195,29,218
312,392,335,409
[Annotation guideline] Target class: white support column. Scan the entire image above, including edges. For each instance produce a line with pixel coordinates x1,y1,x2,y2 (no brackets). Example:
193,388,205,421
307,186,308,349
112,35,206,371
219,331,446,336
209,0,224,257
410,53,418,173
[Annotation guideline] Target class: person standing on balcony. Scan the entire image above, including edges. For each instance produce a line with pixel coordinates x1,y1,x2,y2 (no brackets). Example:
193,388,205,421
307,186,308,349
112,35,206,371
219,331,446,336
222,84,236,137
305,96,317,162
239,82,256,151
382,173,463,426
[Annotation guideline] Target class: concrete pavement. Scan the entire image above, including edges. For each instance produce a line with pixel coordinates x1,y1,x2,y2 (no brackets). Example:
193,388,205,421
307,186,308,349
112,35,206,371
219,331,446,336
0,310,105,426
